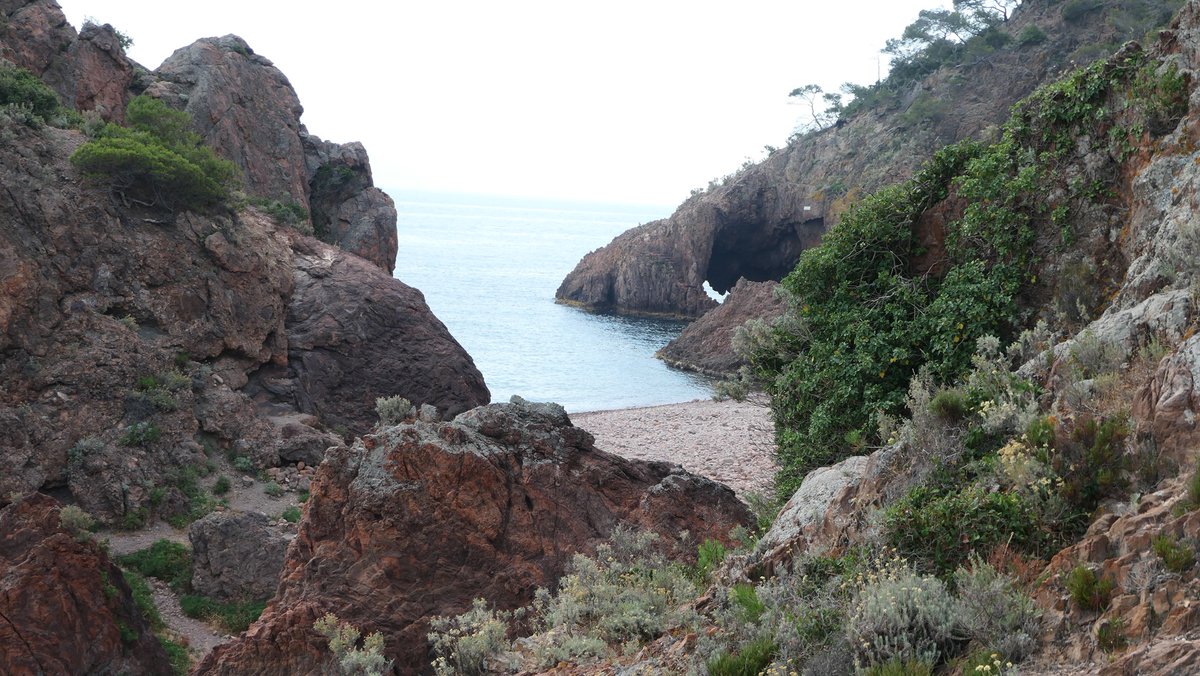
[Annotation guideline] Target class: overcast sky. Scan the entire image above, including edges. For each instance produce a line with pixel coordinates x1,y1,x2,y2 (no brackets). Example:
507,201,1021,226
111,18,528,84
57,1,946,206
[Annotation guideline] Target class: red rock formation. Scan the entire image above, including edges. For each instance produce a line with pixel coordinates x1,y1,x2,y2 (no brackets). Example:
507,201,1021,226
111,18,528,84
0,493,170,674
657,278,786,376
304,136,399,274
196,398,753,674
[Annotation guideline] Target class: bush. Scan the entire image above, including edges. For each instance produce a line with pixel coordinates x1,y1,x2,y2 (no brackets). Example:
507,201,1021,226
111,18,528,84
846,566,961,669
1062,0,1103,23
71,95,238,212
264,481,284,498
428,599,509,676
706,636,776,676
928,389,969,422
121,421,161,446
861,659,934,676
212,475,231,495
233,456,254,473
375,395,414,428
59,505,96,540
1017,26,1047,46
694,538,727,582
953,557,1041,661
1065,565,1115,611
0,63,62,124
281,506,302,523
123,570,163,631
315,613,393,676
1152,534,1195,573
160,635,192,675
117,539,192,592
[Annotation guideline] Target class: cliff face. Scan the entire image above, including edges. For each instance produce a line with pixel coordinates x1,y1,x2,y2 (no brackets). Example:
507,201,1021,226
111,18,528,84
196,398,753,675
556,0,1173,323
0,493,171,674
0,0,489,525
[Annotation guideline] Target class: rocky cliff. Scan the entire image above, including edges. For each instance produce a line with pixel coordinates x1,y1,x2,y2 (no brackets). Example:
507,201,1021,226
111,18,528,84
0,0,489,527
196,398,753,674
558,0,1182,370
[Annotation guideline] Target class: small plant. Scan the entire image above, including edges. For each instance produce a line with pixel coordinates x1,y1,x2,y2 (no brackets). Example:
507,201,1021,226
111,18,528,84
123,570,163,630
233,456,254,473
953,556,1041,662
264,481,284,498
1096,618,1128,652
281,506,302,523
59,505,96,541
1065,565,1116,612
212,475,231,495
706,636,777,676
928,389,969,422
0,63,63,124
862,658,934,676
1152,534,1195,573
315,613,393,676
428,599,510,676
1017,25,1047,46
694,538,727,581
375,395,414,428
729,583,766,624
298,489,310,503
846,565,961,670
121,421,161,447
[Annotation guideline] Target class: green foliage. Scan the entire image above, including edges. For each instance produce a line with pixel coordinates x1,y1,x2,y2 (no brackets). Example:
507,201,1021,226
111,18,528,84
315,613,393,676
1152,534,1195,573
118,619,139,644
179,595,266,633
1096,618,1128,652
1065,565,1115,611
282,505,302,523
120,507,149,530
1062,0,1103,22
694,538,727,582
123,570,164,631
706,636,776,676
862,658,934,676
59,505,96,540
120,421,161,446
953,557,1041,661
428,600,509,676
885,484,1046,576
160,635,192,675
1052,415,1130,514
264,481,284,498
846,566,961,669
375,395,414,427
0,63,63,125
1017,25,1047,46
250,196,310,230
928,389,969,422
71,95,239,212
212,475,231,495
117,539,192,592
233,456,254,473
730,583,766,624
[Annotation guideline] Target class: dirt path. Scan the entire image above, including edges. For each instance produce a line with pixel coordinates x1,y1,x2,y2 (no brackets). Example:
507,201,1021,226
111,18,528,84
573,397,776,498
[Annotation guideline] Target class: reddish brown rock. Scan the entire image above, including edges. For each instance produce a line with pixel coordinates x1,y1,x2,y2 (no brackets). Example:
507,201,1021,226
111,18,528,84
1135,334,1200,464
147,35,310,212
657,278,786,376
0,493,170,674
304,135,399,274
196,398,752,674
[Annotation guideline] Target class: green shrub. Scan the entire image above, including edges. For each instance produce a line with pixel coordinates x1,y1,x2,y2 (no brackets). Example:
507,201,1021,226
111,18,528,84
694,538,727,581
59,505,96,541
160,635,192,675
250,197,309,228
928,389,969,422
428,599,509,676
1152,534,1195,573
71,95,238,212
706,636,776,676
1062,0,1103,22
117,539,192,591
1065,565,1115,611
0,63,62,124
953,557,1041,661
264,481,284,498
212,475,231,495
375,395,414,428
281,506,302,523
233,456,254,473
1017,25,1047,46
315,613,392,676
1053,415,1130,514
1096,618,1127,652
730,583,766,624
121,421,161,446
846,565,961,669
120,507,149,530
179,595,265,633
123,570,163,631
862,658,934,676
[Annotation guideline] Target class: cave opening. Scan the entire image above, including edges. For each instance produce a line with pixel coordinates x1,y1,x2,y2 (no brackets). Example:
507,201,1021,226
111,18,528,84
704,217,826,294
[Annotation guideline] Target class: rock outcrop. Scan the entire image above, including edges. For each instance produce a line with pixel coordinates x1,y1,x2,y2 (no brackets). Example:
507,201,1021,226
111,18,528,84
196,398,753,674
1,1,135,121
0,493,170,674
189,511,289,602
657,278,786,376
145,34,399,273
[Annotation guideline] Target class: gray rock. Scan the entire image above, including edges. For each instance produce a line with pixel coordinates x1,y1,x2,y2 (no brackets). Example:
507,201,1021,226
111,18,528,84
189,511,287,602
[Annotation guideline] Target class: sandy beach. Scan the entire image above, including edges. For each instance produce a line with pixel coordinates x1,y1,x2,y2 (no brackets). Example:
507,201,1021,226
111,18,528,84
572,397,776,498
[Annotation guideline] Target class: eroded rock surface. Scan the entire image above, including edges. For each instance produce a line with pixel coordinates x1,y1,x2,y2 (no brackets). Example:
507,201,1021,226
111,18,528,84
304,136,398,274
0,493,170,674
196,398,752,674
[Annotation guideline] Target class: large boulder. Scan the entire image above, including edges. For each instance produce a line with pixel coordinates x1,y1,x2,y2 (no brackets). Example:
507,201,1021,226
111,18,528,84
304,135,398,274
189,511,289,602
196,397,753,674
0,493,170,673
283,236,490,435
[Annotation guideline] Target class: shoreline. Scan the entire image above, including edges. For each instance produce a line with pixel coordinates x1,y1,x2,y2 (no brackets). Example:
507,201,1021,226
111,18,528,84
571,397,776,498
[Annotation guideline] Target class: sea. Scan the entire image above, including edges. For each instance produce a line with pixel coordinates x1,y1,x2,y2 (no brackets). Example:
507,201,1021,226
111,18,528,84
390,190,717,413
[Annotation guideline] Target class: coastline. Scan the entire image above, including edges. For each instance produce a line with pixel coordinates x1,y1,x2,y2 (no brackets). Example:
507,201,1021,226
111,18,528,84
572,397,776,498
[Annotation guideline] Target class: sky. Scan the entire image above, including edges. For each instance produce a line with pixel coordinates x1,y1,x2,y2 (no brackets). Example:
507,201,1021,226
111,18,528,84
56,1,947,206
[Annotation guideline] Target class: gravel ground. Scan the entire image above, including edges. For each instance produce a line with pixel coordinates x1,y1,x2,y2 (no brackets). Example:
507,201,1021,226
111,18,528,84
573,397,777,498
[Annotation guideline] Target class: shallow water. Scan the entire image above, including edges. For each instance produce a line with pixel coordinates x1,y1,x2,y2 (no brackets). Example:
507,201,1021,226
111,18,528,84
390,190,715,412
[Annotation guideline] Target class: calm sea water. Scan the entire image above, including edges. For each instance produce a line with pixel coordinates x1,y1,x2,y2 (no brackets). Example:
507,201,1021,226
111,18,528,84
390,190,715,412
